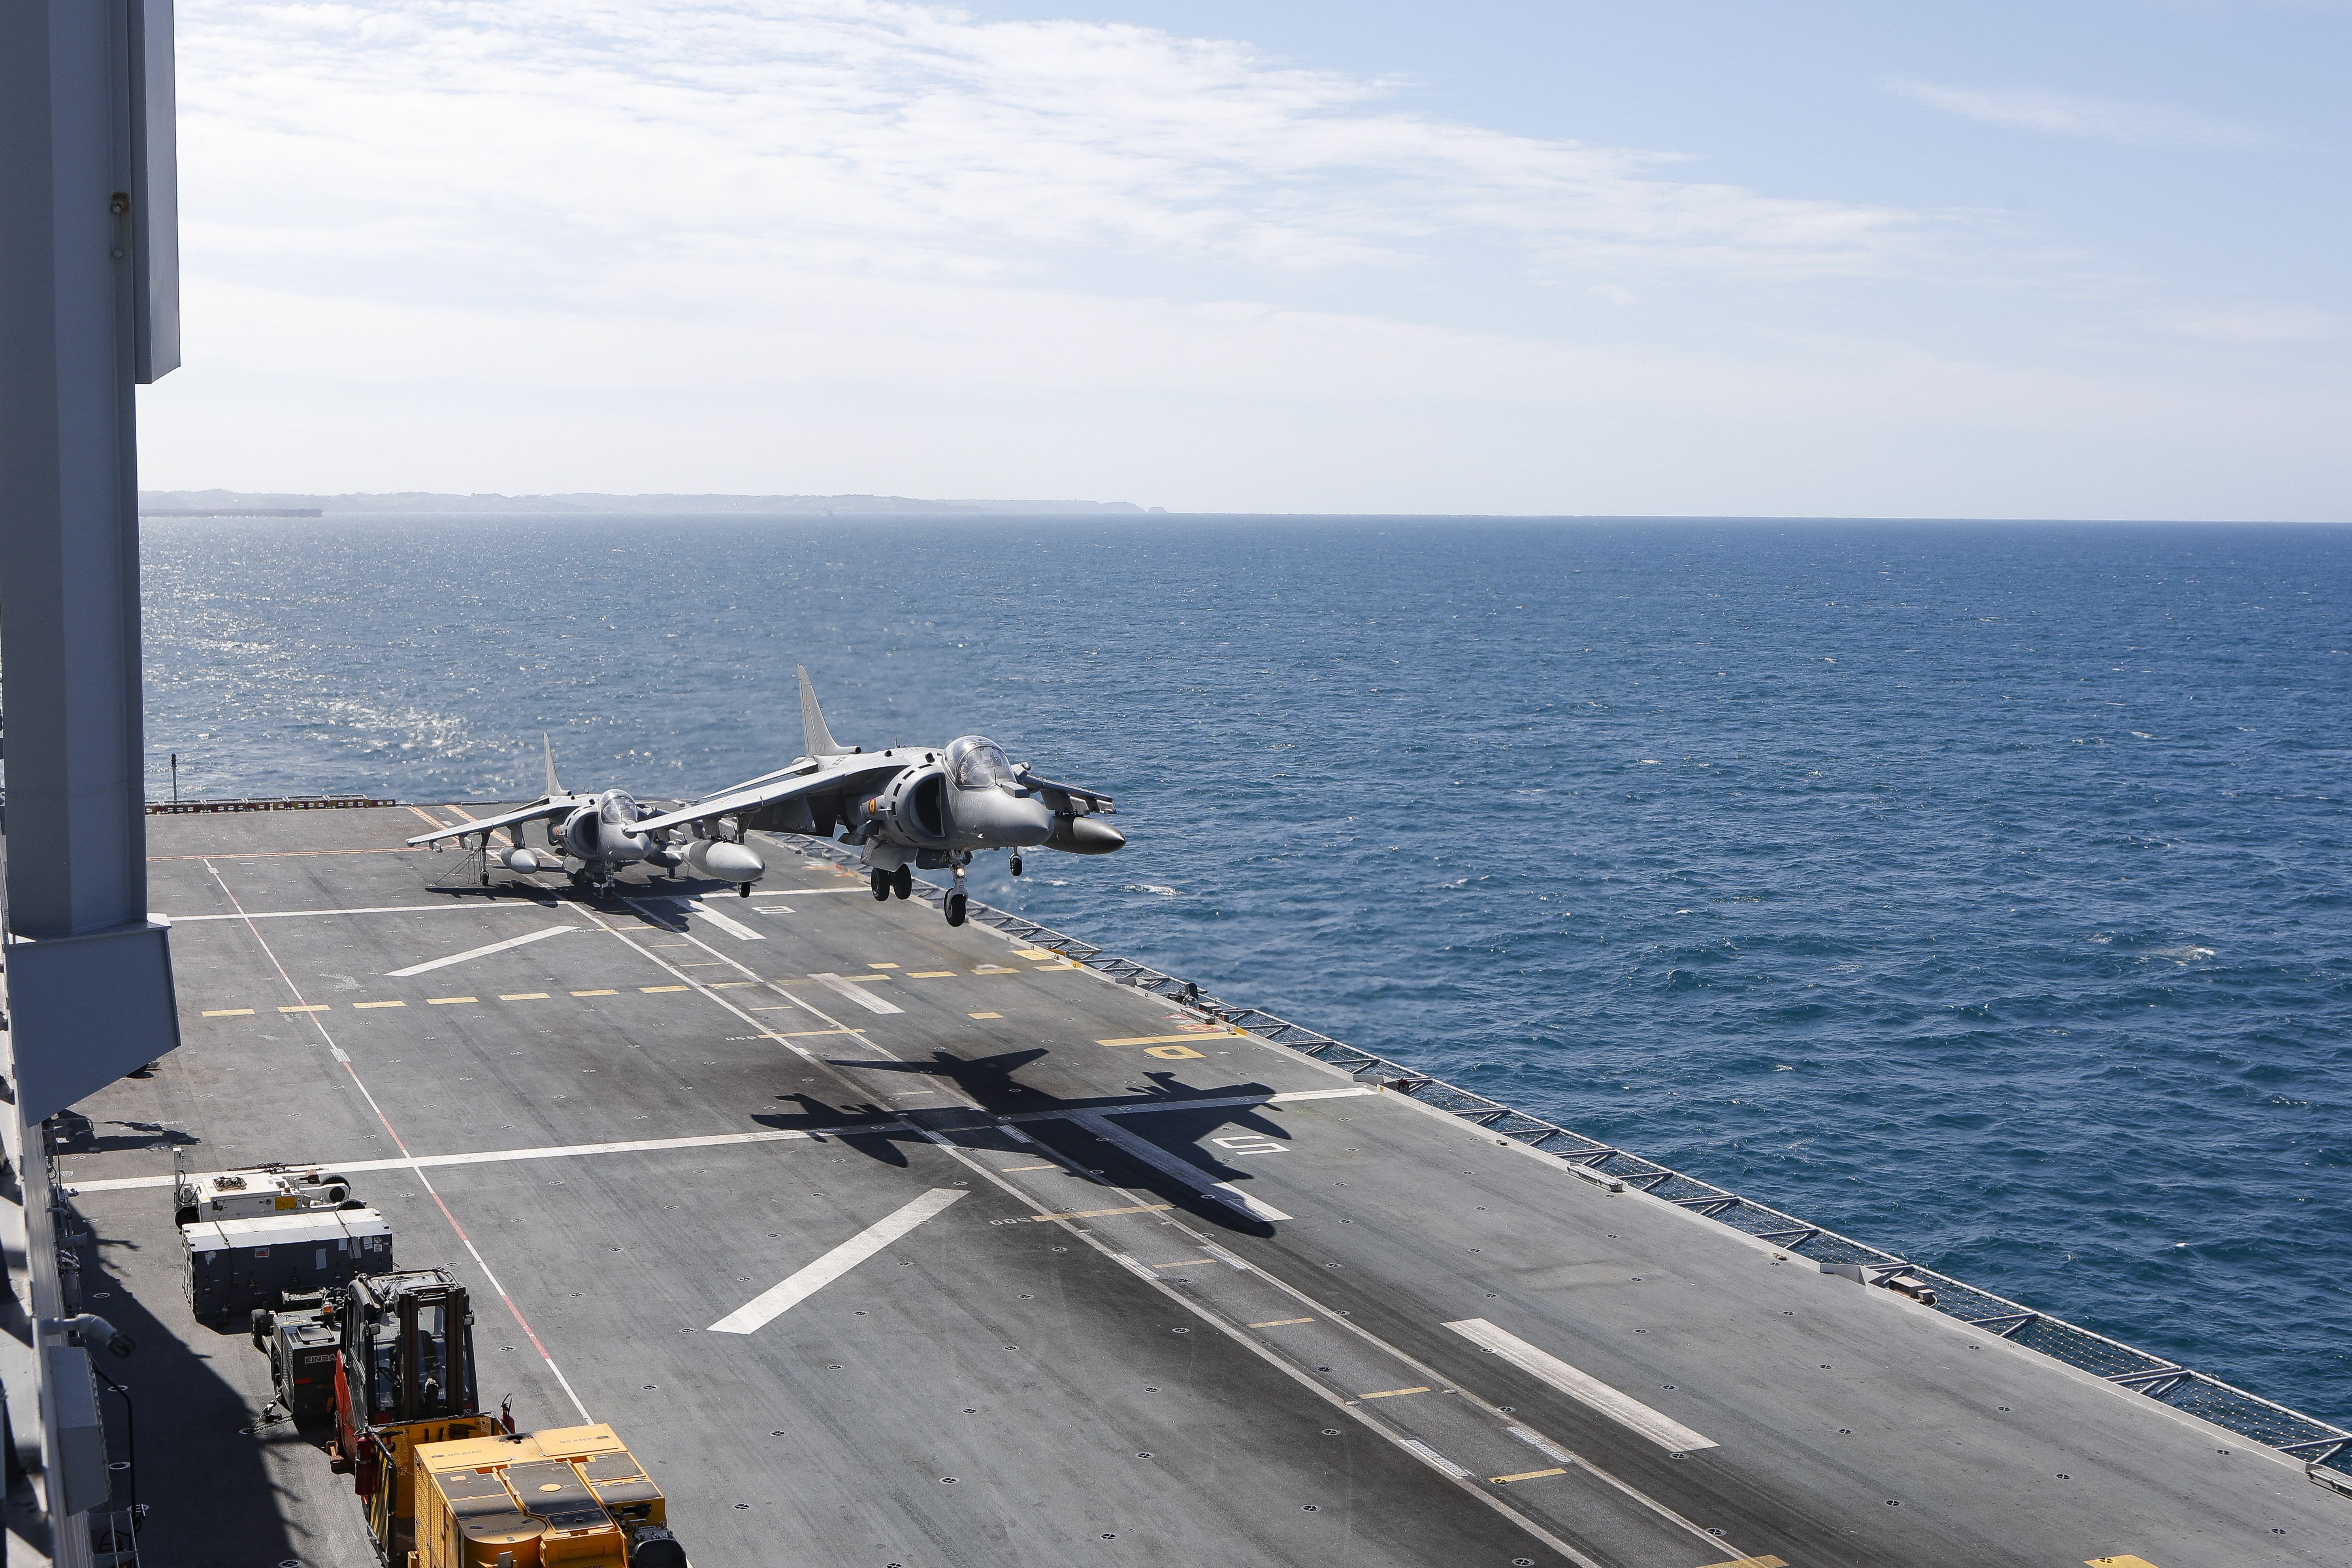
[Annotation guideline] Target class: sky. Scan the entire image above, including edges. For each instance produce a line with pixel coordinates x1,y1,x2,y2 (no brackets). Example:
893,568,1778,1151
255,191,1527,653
137,0,2352,517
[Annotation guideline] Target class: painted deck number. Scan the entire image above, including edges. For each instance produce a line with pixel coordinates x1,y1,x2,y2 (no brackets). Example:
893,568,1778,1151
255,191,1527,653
1211,1136,1287,1155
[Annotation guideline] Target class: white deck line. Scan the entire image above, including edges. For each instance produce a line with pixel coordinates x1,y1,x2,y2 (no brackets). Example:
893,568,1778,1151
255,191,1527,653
1072,1110,1292,1222
169,901,563,922
384,924,581,977
1446,1319,1718,1453
1398,1440,1474,1480
808,971,905,1014
64,1124,905,1193
680,898,765,941
63,1091,1374,1196
709,1189,968,1333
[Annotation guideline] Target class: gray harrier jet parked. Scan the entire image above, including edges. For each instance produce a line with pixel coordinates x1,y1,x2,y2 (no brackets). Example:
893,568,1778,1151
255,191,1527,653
404,737,763,895
631,668,1123,925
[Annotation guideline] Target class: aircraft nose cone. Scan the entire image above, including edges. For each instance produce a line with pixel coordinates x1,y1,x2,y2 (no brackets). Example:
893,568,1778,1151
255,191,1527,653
953,790,1054,847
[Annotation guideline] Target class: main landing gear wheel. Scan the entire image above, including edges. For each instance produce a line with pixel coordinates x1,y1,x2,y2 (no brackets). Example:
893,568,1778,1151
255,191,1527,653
891,865,912,900
945,891,969,927
870,869,890,901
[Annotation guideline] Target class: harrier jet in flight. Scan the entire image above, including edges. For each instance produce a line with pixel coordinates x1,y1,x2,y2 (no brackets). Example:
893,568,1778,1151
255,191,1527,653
632,668,1123,925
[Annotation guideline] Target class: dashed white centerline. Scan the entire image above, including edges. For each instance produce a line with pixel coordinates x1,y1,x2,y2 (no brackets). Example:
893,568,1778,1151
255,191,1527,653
1446,1319,1717,1453
808,971,905,1015
675,898,766,941
1071,1110,1292,1222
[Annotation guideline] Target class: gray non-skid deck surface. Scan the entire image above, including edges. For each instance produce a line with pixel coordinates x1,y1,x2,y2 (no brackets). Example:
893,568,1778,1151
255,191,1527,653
54,807,2348,1567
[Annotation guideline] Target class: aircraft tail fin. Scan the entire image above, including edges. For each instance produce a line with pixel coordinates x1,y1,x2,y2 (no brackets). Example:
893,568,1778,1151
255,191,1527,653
799,666,851,757
542,733,563,798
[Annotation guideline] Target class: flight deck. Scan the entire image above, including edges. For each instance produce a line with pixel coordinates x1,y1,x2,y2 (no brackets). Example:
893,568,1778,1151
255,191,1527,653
48,806,2352,1568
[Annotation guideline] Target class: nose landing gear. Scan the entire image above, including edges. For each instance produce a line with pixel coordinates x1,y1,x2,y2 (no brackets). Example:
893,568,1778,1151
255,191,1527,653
945,853,971,926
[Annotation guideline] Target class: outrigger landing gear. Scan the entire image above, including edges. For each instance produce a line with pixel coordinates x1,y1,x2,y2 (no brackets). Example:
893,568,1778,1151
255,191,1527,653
1009,854,1023,878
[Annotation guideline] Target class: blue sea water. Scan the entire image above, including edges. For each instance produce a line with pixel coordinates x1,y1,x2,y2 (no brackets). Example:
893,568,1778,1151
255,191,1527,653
141,515,2352,1425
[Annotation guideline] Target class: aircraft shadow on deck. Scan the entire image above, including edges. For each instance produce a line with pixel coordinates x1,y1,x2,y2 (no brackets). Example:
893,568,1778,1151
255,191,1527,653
754,1052,1294,1237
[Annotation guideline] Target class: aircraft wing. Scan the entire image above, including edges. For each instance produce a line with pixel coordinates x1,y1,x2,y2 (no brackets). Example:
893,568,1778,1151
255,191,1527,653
630,759,905,838
404,800,568,848
1016,770,1116,814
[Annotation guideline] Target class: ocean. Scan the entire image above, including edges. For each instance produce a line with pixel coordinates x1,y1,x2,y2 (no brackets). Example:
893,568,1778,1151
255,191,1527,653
141,514,2352,1425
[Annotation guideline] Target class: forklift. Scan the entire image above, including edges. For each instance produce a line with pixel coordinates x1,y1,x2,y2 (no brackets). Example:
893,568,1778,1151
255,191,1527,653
255,1268,502,1561
256,1267,685,1566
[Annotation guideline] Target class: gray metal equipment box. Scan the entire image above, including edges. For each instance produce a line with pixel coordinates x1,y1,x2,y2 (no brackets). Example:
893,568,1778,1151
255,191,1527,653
182,1208,393,1320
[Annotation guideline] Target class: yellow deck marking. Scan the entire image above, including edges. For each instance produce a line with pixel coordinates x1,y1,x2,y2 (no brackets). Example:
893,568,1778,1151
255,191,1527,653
867,962,901,969
1250,1317,1314,1328
1012,948,1056,959
427,997,477,1005
640,985,690,993
572,989,618,997
1489,1467,1568,1484
1359,1386,1430,1400
354,1000,406,1009
279,1004,331,1013
969,1012,1003,1019
499,993,548,1001
999,1164,1058,1172
2085,1559,2162,1568
1097,1032,1241,1047
1152,1259,1215,1268
1698,1558,1787,1568
760,1029,861,1039
1146,1044,1205,1059
908,971,956,978
1030,1204,1174,1221
824,973,890,984
201,1008,254,1017
406,805,449,829
1032,961,1078,970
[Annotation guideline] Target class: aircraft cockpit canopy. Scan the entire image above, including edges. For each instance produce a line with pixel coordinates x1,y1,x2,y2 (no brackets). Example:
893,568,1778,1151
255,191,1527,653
600,790,641,824
946,736,1015,792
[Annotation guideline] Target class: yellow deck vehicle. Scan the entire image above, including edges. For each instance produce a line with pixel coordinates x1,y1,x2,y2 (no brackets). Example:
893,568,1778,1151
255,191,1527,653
410,1423,684,1568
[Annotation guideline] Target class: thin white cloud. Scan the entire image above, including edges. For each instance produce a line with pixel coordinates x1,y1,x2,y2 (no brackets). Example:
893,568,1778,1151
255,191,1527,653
177,0,1943,295
1884,78,2272,149
2151,302,2341,343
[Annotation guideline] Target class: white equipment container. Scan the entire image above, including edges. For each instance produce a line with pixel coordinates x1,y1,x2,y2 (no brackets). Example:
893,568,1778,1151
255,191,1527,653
174,1161,356,1224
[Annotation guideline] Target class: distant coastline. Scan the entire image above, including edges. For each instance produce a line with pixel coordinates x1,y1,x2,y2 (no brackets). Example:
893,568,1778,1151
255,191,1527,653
138,488,1160,516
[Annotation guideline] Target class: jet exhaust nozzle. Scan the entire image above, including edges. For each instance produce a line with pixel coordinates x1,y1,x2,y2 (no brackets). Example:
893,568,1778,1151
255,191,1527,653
685,839,766,882
1046,816,1125,854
